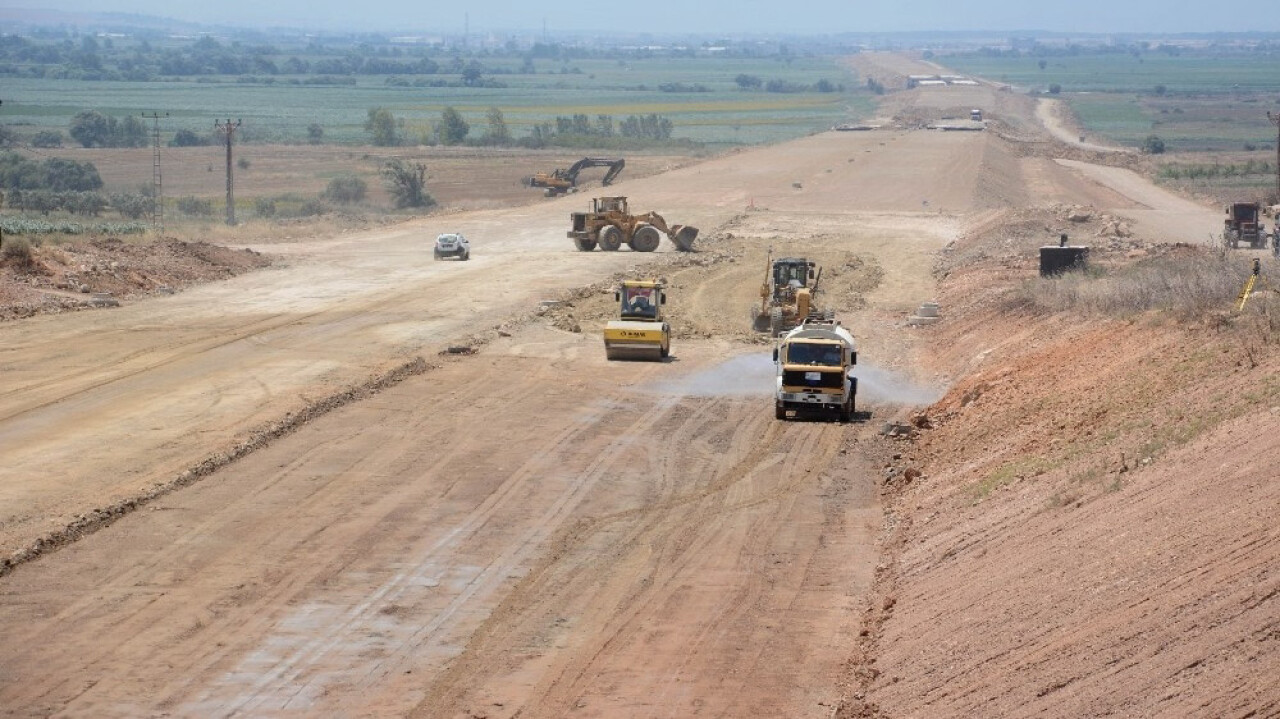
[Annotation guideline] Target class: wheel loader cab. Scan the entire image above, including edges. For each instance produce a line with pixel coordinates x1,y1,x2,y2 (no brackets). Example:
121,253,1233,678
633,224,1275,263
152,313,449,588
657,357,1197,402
595,196,628,214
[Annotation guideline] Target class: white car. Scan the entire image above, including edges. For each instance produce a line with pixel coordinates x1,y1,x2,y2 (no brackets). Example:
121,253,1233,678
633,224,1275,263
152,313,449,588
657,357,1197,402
433,233,470,261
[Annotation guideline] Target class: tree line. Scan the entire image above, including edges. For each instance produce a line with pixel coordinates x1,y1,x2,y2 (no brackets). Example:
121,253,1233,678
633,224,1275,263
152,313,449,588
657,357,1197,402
362,107,680,148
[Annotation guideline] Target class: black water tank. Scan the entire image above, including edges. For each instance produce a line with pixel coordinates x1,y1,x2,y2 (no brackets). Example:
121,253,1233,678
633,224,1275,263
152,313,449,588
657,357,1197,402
1039,246,1089,276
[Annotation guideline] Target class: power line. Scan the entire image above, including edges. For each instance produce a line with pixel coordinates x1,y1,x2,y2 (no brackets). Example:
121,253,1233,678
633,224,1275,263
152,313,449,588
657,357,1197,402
1268,112,1280,204
143,112,168,234
214,118,241,226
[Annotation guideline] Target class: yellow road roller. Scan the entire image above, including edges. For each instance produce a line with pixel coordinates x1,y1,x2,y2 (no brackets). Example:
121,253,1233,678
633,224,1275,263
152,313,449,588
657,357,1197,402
603,279,670,361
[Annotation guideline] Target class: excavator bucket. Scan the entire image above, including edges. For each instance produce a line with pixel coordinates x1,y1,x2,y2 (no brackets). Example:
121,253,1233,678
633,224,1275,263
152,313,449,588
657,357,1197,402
671,225,699,252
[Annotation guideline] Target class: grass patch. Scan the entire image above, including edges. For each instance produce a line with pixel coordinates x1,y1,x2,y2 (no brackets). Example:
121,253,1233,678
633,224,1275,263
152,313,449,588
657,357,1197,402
1009,249,1268,321
971,456,1054,503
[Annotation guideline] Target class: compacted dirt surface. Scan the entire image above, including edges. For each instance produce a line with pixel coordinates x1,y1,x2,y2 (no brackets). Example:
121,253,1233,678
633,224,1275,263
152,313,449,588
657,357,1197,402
2,58,1277,718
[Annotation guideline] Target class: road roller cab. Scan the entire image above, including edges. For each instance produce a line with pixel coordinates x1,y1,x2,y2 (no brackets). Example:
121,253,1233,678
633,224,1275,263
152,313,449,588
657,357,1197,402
603,279,670,361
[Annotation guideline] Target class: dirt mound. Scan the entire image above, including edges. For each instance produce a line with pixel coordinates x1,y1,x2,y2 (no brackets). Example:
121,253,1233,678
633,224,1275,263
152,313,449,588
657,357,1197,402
844,207,1280,716
0,237,271,321
535,226,885,346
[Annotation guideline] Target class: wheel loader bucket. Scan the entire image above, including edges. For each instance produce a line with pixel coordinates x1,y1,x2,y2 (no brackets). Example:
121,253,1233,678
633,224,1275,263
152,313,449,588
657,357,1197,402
672,226,699,252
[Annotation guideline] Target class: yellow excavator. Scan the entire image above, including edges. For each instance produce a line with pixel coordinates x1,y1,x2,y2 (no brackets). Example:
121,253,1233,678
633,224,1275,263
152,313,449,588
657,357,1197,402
603,279,670,361
526,157,625,197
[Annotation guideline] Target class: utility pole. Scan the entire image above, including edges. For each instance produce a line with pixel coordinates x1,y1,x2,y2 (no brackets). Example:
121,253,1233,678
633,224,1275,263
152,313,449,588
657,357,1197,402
143,112,167,233
214,118,241,225
1269,112,1280,204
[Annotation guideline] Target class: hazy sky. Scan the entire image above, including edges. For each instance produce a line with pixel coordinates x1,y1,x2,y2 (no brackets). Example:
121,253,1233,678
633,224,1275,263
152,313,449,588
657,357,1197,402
8,0,1280,35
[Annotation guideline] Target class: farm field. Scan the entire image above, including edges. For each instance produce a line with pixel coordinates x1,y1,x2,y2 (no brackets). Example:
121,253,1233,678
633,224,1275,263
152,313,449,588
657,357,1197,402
942,51,1280,152
1,56,869,147
43,144,699,213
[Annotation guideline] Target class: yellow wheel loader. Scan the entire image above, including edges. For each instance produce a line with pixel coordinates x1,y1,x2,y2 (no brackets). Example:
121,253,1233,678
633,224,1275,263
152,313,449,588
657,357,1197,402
603,279,671,361
568,196,699,252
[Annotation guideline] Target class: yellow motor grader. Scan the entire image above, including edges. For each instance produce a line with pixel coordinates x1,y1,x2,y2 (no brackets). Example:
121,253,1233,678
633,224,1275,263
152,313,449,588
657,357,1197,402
752,253,828,337
568,196,698,252
603,279,670,361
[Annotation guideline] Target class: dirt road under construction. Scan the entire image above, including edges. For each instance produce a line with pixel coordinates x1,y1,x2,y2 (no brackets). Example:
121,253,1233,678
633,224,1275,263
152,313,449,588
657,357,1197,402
0,61,1231,717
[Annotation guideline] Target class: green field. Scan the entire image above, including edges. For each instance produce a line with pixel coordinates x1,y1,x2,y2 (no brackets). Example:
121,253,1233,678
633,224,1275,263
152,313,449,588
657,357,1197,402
941,52,1280,152
1,56,869,148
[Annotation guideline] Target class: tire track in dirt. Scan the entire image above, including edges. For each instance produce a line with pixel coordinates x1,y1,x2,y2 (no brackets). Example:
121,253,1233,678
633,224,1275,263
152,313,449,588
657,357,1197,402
646,421,846,717
0,308,335,424
1,356,567,714
414,392,854,717
176,360,689,716
0,353,587,713
0,355,433,582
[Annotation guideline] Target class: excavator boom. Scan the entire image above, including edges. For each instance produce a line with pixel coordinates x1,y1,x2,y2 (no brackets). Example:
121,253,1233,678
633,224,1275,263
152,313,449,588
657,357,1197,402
527,157,625,196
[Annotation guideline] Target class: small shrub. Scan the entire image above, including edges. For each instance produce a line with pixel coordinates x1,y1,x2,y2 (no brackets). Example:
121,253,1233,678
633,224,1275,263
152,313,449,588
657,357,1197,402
2,235,34,265
300,198,327,216
1141,135,1166,154
237,157,250,170
254,197,277,217
323,175,368,204
176,196,214,217
111,193,151,220
171,129,209,147
31,130,63,148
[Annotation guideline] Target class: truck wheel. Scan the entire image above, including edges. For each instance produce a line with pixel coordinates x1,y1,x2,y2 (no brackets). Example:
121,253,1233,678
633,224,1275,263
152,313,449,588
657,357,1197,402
775,403,787,420
631,224,661,252
574,237,597,251
839,397,852,423
599,225,624,251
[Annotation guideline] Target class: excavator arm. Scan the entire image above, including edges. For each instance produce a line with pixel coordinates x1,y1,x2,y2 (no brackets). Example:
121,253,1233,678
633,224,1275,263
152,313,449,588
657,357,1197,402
529,158,626,196
565,157,625,187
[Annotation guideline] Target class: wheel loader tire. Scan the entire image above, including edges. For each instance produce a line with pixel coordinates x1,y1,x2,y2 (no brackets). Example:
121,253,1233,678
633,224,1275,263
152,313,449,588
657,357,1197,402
769,307,783,337
631,224,661,252
599,224,624,251
574,237,598,252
